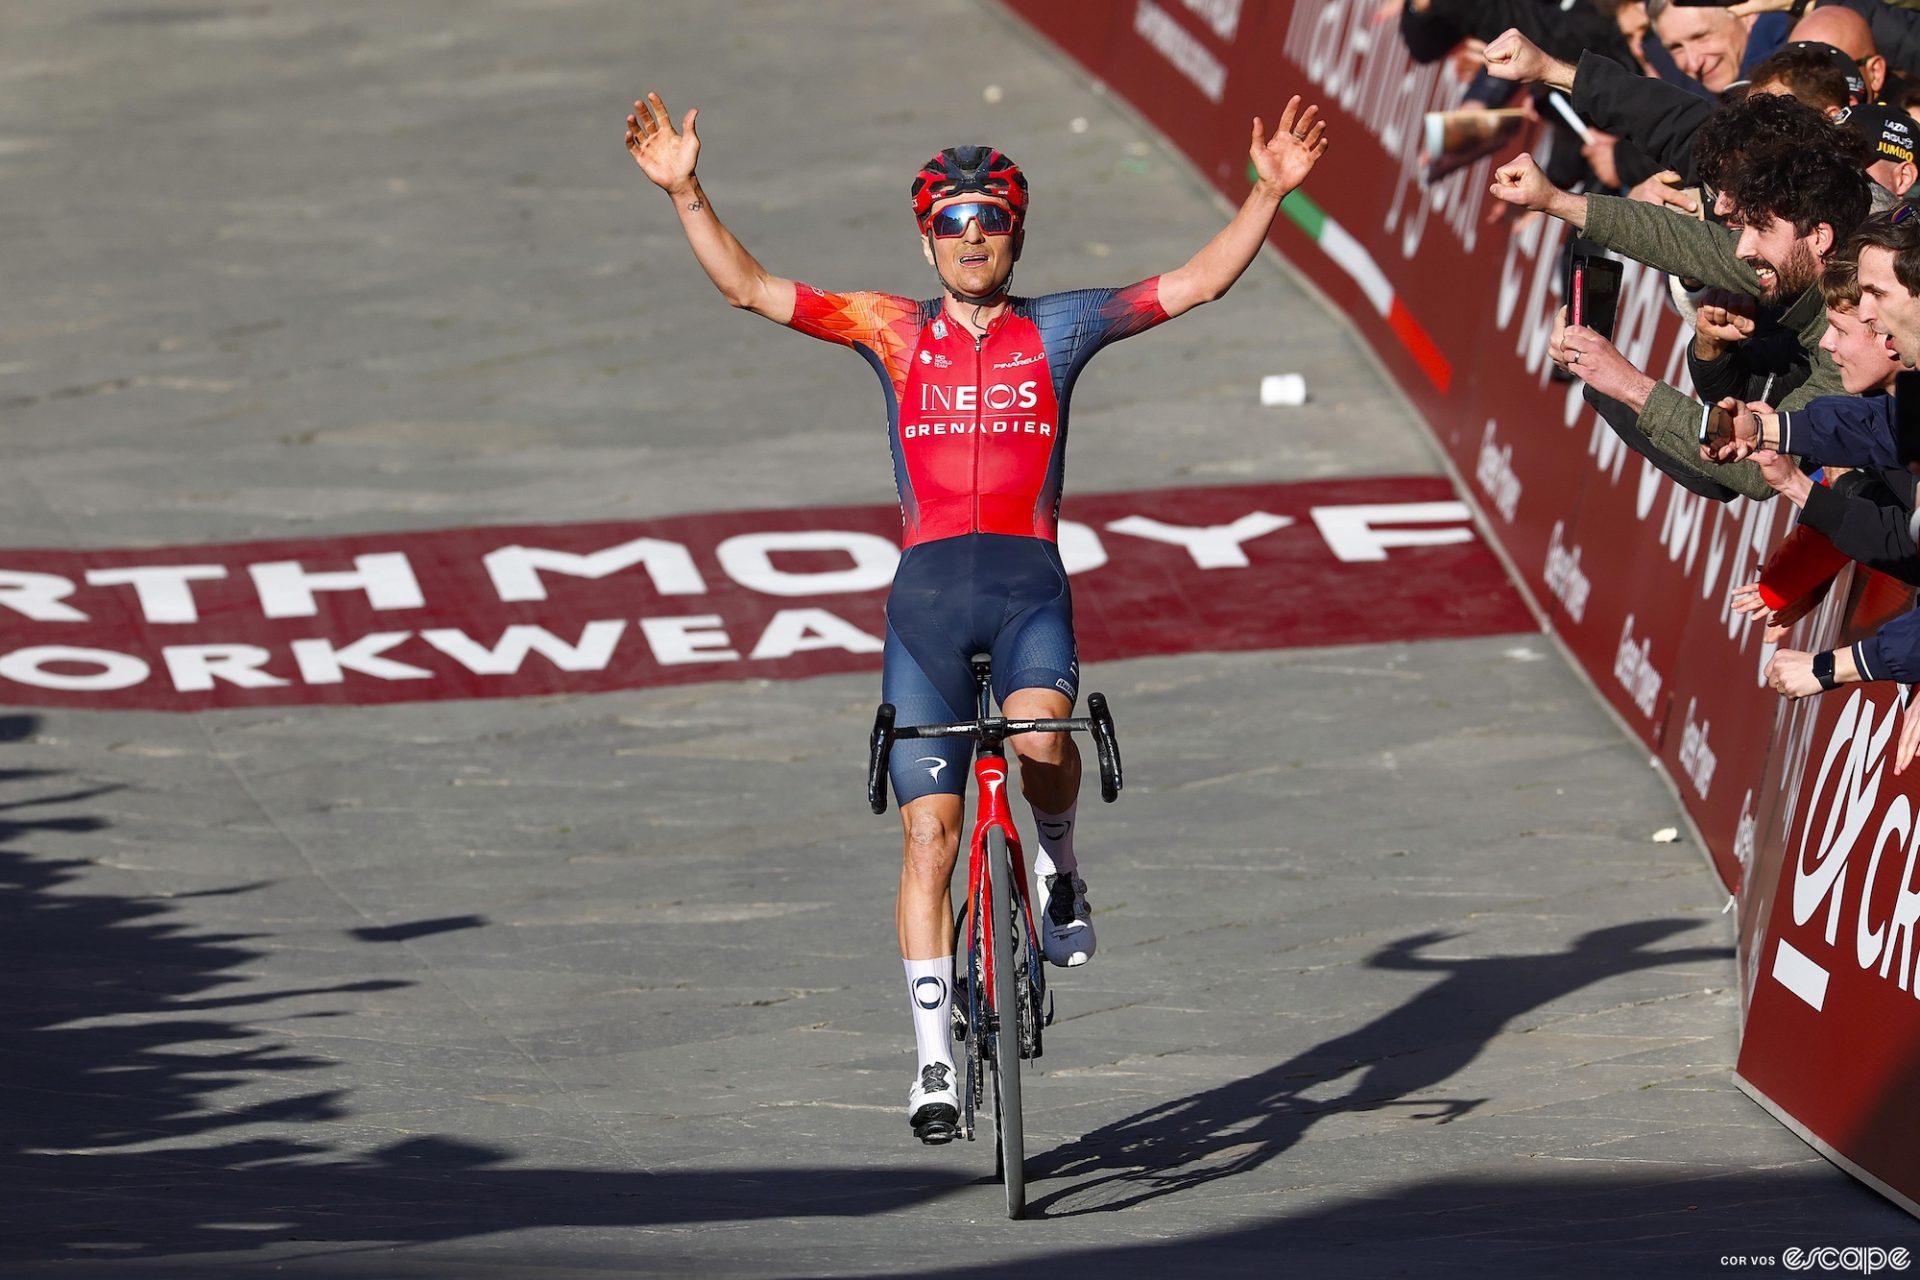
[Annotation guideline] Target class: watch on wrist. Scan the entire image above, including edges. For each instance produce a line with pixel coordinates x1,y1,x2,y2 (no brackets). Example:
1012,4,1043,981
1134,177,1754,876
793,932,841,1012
1790,0,1813,19
1814,650,1840,691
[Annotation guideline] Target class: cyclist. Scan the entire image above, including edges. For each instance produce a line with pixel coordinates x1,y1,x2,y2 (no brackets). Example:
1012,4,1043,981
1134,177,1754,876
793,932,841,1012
625,90,1329,1142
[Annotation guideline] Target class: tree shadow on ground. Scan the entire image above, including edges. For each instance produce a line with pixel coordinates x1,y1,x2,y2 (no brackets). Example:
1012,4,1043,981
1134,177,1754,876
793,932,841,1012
0,715,968,1274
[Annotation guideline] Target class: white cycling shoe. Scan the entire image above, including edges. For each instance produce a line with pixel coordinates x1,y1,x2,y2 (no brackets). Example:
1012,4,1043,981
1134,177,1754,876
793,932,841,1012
908,1062,959,1144
1039,871,1095,967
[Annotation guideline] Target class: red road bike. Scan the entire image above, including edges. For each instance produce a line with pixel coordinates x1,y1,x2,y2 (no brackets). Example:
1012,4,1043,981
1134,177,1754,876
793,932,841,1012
867,655,1122,1219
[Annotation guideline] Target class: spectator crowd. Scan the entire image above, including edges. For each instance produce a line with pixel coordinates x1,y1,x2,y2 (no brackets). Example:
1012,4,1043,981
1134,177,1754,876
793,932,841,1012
1395,0,1920,768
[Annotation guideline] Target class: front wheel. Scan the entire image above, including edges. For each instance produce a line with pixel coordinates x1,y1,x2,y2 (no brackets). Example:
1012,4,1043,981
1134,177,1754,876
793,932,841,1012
986,825,1025,1219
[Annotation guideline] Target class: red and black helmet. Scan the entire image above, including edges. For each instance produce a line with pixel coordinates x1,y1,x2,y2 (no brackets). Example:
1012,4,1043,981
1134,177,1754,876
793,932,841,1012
910,146,1029,230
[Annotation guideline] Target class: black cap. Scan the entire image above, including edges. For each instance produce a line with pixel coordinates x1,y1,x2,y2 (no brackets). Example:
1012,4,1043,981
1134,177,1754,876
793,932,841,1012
1841,102,1916,167
1779,40,1868,104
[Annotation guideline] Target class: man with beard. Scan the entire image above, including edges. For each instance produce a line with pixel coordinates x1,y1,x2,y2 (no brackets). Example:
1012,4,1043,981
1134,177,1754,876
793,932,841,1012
1489,92,1870,498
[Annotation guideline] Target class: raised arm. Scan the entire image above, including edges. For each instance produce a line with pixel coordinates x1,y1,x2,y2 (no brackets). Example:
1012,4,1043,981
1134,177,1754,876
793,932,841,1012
626,92,796,324
1156,97,1329,319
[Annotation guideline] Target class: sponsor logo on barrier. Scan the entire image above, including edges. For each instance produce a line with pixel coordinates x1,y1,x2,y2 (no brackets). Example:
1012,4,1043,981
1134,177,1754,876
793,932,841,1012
1180,0,1241,41
1775,690,1920,1011
1474,419,1521,524
1613,614,1664,720
1135,0,1228,102
1679,699,1719,801
1543,521,1591,624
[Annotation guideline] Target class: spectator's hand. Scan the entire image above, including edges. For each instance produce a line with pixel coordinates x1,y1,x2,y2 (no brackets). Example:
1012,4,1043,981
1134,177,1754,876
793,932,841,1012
1480,28,1576,89
1897,688,1920,775
1753,448,1814,506
1251,97,1330,197
1730,580,1771,619
1627,170,1699,216
1489,152,1563,213
626,92,700,193
1694,291,1757,359
1555,323,1644,402
1583,129,1624,190
1704,399,1765,462
1766,649,1822,699
1727,0,1795,14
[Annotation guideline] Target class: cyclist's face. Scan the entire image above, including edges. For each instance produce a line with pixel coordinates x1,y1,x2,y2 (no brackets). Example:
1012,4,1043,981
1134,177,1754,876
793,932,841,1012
921,196,1020,295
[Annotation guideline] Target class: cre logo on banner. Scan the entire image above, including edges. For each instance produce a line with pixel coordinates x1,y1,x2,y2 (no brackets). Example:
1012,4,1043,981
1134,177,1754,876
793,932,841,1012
0,480,1528,712
1777,690,1920,1013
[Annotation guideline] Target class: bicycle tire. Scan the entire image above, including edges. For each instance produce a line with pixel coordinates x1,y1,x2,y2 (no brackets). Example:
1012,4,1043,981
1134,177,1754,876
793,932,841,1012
987,825,1026,1219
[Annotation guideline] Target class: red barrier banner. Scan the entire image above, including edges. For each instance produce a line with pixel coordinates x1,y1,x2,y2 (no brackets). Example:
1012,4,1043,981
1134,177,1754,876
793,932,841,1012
0,478,1527,711
995,0,1919,1216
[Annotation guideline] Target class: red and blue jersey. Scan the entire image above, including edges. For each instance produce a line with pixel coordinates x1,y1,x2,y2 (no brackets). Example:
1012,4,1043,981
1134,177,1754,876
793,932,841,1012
787,281,1169,548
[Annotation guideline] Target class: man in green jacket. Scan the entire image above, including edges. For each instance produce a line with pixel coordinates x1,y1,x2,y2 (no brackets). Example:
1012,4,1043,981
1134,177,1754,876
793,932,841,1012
1489,93,1872,499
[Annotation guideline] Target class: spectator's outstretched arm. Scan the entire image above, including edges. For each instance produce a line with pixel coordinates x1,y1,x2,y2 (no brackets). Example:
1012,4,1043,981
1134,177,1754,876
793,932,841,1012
1570,51,1713,182
1798,470,1920,581
1404,0,1629,65
1482,32,1712,180
1723,395,1904,468
1550,309,1778,499
1489,155,1756,291
1849,605,1920,687
625,92,796,324
1158,99,1328,318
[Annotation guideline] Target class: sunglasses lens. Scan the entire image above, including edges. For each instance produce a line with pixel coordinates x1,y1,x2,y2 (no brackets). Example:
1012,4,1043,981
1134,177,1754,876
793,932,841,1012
932,202,1014,237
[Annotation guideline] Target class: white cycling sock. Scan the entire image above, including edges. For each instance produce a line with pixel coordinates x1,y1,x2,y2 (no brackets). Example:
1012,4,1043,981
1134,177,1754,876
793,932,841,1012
905,956,956,1071
1030,799,1078,880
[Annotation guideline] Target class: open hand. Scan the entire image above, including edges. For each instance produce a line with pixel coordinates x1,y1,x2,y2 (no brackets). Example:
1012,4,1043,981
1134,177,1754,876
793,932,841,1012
1628,170,1700,216
626,91,700,193
1252,97,1330,195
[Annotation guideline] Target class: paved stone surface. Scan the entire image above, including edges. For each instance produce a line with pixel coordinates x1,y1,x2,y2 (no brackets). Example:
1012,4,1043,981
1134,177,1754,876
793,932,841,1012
1,1,1911,1277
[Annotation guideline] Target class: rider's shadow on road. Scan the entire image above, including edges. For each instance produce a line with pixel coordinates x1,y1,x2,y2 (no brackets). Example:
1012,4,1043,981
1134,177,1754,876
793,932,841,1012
1027,920,1731,1216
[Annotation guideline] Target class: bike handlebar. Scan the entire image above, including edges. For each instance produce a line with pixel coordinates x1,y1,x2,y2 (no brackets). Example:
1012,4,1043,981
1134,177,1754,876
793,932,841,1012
866,698,1124,814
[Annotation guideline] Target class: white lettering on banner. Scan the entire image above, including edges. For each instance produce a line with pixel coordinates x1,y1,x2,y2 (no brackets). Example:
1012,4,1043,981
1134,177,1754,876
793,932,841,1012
1768,688,1920,1006
1661,488,1710,575
1107,512,1294,568
0,645,148,691
85,565,228,625
1496,209,1574,392
1797,692,1896,946
715,531,898,598
1311,502,1474,563
1543,521,1591,623
163,644,287,692
484,538,706,603
251,553,425,620
1285,0,1482,258
0,571,90,622
1181,0,1240,40
1613,614,1663,719
748,608,884,661
291,633,433,685
1678,698,1718,800
1057,520,1108,575
421,622,627,676
639,615,739,665
1135,0,1227,102
1474,420,1522,523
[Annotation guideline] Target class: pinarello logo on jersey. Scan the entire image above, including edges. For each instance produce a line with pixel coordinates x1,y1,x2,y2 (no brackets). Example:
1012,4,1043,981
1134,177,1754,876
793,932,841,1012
992,351,1044,369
